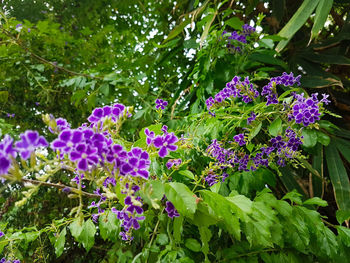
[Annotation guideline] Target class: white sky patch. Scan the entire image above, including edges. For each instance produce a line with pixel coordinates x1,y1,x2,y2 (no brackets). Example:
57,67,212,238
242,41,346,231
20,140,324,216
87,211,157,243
256,26,263,33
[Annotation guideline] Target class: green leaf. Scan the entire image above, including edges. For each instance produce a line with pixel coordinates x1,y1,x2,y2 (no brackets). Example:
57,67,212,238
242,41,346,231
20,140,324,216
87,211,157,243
311,0,333,41
164,182,197,219
199,190,241,239
163,16,190,43
226,195,253,215
282,190,303,205
325,142,350,211
335,138,350,163
337,226,350,246
185,238,201,252
99,212,119,241
268,118,282,137
179,170,195,180
316,131,330,146
210,182,221,193
302,129,318,148
69,218,83,241
100,83,109,96
276,0,320,52
199,226,212,262
303,197,328,207
54,227,66,257
336,210,350,225
200,13,216,48
225,17,244,30
79,219,96,252
301,75,343,89
249,122,262,140
173,216,184,243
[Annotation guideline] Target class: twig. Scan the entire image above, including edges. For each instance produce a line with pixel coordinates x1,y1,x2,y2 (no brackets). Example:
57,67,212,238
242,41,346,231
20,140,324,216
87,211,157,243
21,178,100,198
1,28,103,80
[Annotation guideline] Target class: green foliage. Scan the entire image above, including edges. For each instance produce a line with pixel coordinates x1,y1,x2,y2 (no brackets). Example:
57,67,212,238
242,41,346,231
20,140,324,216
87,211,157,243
0,0,350,262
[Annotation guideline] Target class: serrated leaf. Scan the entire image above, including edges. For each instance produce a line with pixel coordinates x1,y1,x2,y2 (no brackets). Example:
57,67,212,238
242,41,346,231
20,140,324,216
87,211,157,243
268,118,282,137
303,197,328,207
54,227,66,257
282,190,303,205
79,219,96,252
199,190,241,239
99,212,119,241
164,182,197,219
337,226,350,246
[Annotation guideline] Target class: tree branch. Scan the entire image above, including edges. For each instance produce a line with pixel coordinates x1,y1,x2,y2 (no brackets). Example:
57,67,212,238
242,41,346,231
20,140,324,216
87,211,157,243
21,178,100,198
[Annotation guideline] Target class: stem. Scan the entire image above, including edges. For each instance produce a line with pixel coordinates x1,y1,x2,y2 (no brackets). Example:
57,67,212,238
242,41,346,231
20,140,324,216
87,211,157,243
21,178,100,198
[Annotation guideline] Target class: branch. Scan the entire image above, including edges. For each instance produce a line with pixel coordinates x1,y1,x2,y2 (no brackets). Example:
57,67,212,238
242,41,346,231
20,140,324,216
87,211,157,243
21,178,100,198
1,28,103,80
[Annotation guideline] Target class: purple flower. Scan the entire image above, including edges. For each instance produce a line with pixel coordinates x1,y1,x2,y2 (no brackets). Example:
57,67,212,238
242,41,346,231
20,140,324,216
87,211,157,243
165,201,180,218
153,132,178,158
242,24,255,36
16,24,22,28
144,128,155,145
247,111,256,125
87,104,125,123
69,143,99,171
15,130,48,160
125,196,143,214
291,93,321,126
103,177,116,187
120,147,150,179
49,117,71,133
51,129,83,153
0,231,4,237
155,99,168,110
233,133,246,146
205,173,219,186
166,159,182,169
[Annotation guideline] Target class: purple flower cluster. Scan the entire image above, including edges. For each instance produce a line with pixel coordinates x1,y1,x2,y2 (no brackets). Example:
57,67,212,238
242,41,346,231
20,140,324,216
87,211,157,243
155,99,168,110
165,201,180,218
89,188,107,222
15,131,48,160
112,184,144,241
0,259,20,263
261,72,301,105
222,24,255,53
290,93,329,126
204,170,229,186
145,126,178,158
247,112,256,125
233,133,246,146
49,117,70,133
206,125,306,182
166,159,182,169
0,136,16,175
205,76,259,112
87,104,125,124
